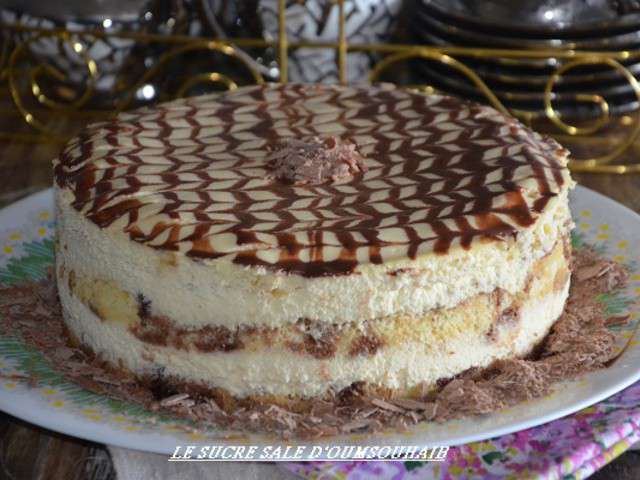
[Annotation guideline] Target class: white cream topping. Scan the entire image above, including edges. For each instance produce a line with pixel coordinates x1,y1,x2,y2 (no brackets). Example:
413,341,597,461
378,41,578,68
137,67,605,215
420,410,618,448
54,86,572,273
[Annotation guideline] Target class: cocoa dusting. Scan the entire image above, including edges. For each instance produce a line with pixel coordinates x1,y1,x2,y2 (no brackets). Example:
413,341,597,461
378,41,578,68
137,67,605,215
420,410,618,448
131,304,244,353
487,302,521,341
267,136,367,184
349,333,383,357
192,326,243,353
0,247,631,439
301,334,336,359
130,315,172,348
287,318,338,359
387,268,416,277
498,307,519,326
67,270,76,291
136,293,152,318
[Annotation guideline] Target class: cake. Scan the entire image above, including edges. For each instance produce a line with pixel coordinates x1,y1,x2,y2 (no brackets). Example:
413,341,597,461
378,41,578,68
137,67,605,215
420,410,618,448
53,83,574,410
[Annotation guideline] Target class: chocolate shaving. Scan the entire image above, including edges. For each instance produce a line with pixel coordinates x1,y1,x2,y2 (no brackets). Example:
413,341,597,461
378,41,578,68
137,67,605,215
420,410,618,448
0,247,631,439
575,262,612,282
606,315,630,327
573,255,628,292
370,398,406,413
341,419,377,433
267,135,367,185
391,398,435,411
159,393,192,407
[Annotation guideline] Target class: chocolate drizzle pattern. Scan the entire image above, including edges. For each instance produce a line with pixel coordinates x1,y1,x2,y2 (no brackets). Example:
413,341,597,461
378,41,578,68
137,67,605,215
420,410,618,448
54,83,571,277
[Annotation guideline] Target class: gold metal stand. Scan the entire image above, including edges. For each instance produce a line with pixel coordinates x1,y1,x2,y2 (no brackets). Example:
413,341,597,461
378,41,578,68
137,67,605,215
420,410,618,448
1,0,639,173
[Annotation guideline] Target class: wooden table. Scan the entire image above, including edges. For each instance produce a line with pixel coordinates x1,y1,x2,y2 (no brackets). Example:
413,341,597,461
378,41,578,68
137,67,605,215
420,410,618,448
0,117,639,479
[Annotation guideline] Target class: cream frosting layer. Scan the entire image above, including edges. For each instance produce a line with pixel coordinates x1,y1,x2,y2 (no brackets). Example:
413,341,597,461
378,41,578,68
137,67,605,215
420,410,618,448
56,186,572,329
57,266,570,398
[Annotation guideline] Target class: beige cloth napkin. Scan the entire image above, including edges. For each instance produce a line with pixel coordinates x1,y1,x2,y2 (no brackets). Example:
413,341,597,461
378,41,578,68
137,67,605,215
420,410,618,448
108,446,301,480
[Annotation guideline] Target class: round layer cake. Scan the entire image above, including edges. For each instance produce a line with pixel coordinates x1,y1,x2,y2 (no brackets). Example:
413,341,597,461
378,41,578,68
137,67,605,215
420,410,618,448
54,83,574,406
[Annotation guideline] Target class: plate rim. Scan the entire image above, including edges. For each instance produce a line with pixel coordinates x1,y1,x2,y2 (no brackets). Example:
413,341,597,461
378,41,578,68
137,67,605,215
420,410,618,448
0,185,639,456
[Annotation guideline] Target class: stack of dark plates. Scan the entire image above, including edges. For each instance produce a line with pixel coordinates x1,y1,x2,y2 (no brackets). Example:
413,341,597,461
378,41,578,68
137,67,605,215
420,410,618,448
407,0,640,119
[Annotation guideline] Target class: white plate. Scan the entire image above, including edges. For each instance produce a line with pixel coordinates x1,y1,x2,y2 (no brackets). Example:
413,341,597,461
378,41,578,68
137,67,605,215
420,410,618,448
0,186,639,458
